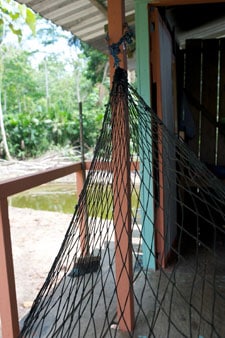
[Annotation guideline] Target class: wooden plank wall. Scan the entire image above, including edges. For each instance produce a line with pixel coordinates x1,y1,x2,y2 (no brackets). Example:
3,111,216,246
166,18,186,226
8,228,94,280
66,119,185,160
184,38,225,166
201,39,218,164
185,40,201,158
218,39,225,165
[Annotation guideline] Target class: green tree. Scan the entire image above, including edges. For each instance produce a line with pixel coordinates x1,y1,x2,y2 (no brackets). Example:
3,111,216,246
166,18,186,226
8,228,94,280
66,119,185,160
0,0,36,159
0,6,108,160
2,47,41,114
0,0,35,38
69,36,109,86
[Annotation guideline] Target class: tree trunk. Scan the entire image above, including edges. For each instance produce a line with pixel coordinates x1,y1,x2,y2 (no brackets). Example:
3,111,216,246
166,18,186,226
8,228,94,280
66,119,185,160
0,97,12,160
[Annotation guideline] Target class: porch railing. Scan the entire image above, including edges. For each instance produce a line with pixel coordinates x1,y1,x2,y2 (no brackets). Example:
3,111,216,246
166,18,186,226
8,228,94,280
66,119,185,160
0,160,139,337
0,161,91,338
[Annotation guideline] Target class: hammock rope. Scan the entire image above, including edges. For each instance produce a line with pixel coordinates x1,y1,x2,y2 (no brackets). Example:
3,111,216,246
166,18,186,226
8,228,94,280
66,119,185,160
19,67,225,337
106,25,135,67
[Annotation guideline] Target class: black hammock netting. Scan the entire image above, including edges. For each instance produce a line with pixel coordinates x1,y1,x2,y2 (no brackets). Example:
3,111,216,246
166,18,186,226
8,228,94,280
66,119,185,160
20,67,225,337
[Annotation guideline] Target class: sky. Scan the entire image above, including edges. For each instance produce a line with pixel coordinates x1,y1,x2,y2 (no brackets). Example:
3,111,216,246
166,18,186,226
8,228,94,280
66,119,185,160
5,16,79,67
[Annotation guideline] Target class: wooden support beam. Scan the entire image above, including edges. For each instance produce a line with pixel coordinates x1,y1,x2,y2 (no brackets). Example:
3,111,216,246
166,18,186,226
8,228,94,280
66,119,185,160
108,0,127,82
111,70,135,333
108,0,134,332
0,198,19,338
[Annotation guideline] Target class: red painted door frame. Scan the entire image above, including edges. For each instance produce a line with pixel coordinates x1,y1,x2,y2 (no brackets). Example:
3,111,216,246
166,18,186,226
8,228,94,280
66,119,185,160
149,6,166,268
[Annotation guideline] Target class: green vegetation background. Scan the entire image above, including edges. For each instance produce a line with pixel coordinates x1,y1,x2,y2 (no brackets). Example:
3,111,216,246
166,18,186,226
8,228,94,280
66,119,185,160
0,2,109,160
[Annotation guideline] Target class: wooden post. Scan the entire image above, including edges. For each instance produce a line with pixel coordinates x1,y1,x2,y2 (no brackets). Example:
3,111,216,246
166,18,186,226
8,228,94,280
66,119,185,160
111,70,135,333
0,198,19,338
76,168,89,257
108,0,134,332
108,0,127,82
77,101,89,256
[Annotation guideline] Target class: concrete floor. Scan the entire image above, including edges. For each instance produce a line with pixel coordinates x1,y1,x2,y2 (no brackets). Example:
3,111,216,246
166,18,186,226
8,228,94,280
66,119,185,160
5,199,223,338
19,235,225,338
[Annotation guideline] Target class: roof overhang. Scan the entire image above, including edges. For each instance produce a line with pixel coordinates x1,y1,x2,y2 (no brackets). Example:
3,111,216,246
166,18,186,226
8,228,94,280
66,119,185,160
15,1,225,57
16,0,135,55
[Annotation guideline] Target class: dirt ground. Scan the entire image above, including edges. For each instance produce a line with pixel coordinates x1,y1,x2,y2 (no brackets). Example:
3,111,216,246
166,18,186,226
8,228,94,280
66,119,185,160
10,207,72,322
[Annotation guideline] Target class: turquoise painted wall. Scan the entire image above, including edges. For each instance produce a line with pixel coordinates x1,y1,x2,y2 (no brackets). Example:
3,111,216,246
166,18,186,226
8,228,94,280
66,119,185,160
134,0,155,270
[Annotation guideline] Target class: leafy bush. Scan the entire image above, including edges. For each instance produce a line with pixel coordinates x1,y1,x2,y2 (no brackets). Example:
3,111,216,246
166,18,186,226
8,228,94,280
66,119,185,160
2,93,106,159
4,112,50,158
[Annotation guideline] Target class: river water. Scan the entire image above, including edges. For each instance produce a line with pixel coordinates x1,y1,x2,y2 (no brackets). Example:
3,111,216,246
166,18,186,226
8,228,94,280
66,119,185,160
9,182,78,214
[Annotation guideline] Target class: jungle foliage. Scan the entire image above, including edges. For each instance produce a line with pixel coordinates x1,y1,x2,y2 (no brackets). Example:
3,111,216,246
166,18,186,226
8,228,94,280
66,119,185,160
0,1,109,160
1,48,108,159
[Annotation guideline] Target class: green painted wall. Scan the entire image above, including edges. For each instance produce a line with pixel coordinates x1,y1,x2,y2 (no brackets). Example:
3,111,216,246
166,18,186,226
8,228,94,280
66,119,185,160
134,0,155,269
135,0,151,104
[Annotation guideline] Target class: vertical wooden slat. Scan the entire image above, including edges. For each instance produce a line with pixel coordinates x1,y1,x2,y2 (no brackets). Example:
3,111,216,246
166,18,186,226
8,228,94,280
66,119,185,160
217,38,225,166
185,39,202,157
176,49,185,111
201,39,218,164
0,198,19,338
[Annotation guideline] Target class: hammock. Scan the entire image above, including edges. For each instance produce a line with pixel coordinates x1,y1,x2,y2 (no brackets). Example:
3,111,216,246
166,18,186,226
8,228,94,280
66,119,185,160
20,67,225,337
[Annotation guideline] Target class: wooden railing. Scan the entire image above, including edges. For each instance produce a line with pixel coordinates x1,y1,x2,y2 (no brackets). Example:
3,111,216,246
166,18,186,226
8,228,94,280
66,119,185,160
0,161,91,338
0,160,139,337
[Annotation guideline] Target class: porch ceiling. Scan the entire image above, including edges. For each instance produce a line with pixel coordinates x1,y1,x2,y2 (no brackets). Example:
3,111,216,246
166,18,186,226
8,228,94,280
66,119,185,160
15,1,225,54
16,0,135,54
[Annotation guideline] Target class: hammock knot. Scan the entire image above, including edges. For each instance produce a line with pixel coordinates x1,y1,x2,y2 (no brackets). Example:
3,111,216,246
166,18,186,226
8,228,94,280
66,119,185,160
107,24,135,68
